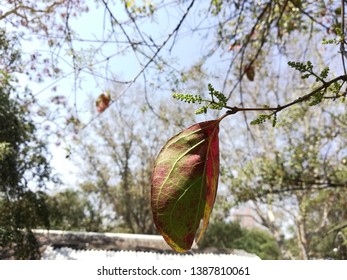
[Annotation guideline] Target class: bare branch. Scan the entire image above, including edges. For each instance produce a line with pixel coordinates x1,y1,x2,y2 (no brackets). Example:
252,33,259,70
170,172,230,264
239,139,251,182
80,0,196,131
288,0,330,31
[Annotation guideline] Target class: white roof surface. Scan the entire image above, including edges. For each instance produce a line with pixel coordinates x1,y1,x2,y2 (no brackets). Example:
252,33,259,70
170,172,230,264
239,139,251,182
42,246,260,260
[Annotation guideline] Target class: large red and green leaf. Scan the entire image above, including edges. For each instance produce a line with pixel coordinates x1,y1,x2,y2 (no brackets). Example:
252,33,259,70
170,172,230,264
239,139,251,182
151,120,221,252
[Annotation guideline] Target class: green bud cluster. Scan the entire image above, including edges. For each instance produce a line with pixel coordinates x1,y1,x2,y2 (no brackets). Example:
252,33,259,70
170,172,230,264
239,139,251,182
288,60,330,82
308,91,324,106
288,61,314,80
172,93,203,104
173,83,228,115
250,114,271,125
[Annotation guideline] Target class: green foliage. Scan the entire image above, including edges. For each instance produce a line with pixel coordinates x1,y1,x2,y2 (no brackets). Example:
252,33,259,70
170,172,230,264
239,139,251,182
0,142,12,161
199,220,281,260
0,191,50,259
328,81,343,96
287,60,330,83
210,0,224,16
207,83,228,106
0,29,21,76
322,38,337,45
308,90,325,106
173,83,228,115
288,60,314,75
45,189,105,232
250,111,278,127
322,27,345,45
0,29,51,259
122,0,156,16
172,93,203,104
287,60,331,84
320,67,330,80
250,114,271,125
227,106,347,259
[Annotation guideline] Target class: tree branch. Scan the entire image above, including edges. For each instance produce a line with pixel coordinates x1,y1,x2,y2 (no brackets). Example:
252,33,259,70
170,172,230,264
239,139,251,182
224,74,347,116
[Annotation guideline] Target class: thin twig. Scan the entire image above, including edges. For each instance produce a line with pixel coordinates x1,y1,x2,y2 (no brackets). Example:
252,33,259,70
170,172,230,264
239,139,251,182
288,0,330,31
227,2,272,99
80,0,196,132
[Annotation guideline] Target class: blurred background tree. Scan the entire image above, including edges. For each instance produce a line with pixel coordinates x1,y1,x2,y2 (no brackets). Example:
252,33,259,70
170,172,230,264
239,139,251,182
199,219,281,260
225,104,347,259
0,29,52,259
